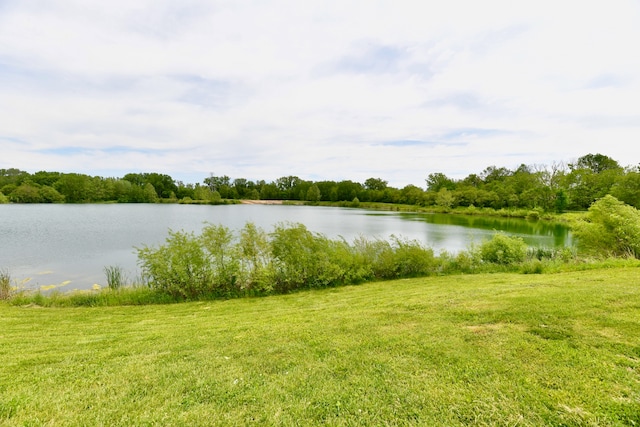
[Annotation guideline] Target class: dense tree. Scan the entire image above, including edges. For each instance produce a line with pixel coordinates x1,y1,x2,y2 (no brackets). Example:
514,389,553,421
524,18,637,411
0,152,635,211
124,173,177,199
0,168,28,188
276,176,302,199
260,183,280,200
364,177,388,191
610,171,640,208
306,184,321,202
54,173,92,203
10,181,42,203
570,153,621,174
426,173,456,192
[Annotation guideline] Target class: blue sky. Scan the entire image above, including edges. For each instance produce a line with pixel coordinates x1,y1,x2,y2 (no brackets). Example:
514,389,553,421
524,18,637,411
1,0,639,187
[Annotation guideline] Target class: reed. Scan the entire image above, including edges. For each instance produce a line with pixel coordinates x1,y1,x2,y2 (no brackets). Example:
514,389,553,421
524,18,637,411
103,265,127,290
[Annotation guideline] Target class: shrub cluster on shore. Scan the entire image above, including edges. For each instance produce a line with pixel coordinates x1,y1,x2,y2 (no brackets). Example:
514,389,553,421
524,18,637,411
3,223,577,306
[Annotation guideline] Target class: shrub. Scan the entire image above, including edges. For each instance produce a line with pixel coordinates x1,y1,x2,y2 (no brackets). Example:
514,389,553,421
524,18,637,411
526,209,542,221
269,222,345,290
479,233,528,265
200,223,241,294
572,195,640,258
237,222,274,293
137,230,214,298
521,260,545,274
388,236,437,278
438,249,482,275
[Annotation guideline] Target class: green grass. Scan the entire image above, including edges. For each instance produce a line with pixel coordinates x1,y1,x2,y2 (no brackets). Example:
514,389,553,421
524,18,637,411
1,268,639,426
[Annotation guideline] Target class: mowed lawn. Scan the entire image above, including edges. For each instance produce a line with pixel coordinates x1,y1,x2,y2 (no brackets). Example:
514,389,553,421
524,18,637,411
1,268,639,426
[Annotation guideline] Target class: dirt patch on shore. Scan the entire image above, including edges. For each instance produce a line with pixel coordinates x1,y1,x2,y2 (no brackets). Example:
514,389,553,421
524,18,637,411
239,200,284,205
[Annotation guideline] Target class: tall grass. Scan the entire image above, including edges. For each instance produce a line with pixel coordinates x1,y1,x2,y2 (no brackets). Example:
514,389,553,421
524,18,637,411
103,265,127,290
0,268,11,300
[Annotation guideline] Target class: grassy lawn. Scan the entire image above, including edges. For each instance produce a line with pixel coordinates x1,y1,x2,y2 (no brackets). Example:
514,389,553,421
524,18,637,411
1,268,639,426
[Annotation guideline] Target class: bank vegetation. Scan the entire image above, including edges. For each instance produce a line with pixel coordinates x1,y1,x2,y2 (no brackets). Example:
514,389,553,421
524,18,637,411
2,153,639,214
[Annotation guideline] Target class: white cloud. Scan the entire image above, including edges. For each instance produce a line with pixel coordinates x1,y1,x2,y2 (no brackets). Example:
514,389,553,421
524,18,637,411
1,0,639,187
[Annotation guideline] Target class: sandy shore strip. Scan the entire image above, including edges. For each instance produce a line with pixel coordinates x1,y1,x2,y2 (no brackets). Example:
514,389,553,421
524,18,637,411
239,200,284,205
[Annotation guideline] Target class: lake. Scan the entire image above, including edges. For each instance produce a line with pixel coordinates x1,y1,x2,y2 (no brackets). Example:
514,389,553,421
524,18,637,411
0,204,572,291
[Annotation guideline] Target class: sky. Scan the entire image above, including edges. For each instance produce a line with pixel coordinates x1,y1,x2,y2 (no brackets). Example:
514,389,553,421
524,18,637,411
1,1,640,188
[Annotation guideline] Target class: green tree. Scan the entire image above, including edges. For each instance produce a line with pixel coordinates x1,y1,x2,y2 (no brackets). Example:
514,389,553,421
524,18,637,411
435,188,454,209
260,183,281,200
399,184,425,205
554,189,568,213
570,153,621,174
32,171,62,187
0,168,28,189
336,180,362,201
364,177,388,191
276,176,302,199
54,173,92,203
124,173,177,199
204,174,230,193
39,185,65,203
610,171,640,208
306,184,321,202
10,182,43,203
143,183,159,203
426,173,456,192
193,184,214,201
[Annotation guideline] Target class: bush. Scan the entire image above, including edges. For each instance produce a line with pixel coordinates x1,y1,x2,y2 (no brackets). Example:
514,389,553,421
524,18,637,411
572,195,640,258
479,233,528,265
237,222,274,293
388,236,437,278
269,222,344,291
137,230,214,298
200,223,241,294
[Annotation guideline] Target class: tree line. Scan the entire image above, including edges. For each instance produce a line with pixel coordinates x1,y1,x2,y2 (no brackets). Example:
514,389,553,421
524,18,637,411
1,153,639,211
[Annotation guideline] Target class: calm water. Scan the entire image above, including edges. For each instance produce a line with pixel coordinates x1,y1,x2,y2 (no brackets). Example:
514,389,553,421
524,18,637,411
0,204,572,291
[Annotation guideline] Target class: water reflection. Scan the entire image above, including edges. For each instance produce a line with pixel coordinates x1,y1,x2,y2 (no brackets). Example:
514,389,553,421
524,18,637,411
396,212,573,248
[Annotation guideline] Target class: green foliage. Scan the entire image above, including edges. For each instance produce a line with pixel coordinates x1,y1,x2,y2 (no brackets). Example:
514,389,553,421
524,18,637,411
479,233,528,265
387,236,437,277
572,195,640,258
270,222,330,290
0,191,8,204
1,152,639,211
136,222,441,299
305,184,321,202
237,222,273,292
200,223,240,294
137,230,214,298
9,182,42,203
